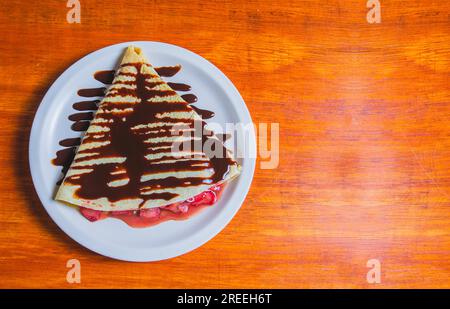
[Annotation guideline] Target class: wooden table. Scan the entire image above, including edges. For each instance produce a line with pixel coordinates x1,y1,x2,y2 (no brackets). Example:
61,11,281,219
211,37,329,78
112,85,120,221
0,0,449,288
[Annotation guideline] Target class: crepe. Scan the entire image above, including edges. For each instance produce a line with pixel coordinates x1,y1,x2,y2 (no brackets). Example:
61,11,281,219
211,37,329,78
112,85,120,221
56,46,240,211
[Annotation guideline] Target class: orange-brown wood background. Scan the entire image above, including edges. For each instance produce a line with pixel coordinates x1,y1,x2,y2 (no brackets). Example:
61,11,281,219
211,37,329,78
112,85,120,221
0,0,449,288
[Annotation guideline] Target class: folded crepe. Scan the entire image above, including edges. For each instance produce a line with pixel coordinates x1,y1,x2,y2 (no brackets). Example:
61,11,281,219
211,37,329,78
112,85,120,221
56,46,240,211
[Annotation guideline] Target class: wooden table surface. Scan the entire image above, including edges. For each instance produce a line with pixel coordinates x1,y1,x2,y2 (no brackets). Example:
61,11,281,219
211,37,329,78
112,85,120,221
0,0,449,288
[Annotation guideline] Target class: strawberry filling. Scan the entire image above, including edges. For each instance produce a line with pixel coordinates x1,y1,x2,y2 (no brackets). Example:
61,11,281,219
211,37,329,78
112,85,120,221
78,184,225,227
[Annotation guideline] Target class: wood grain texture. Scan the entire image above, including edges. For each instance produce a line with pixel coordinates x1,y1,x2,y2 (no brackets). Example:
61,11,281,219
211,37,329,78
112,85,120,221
0,0,449,288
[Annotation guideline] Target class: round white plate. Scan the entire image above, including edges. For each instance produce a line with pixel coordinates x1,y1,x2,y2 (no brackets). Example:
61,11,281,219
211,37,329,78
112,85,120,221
29,41,255,262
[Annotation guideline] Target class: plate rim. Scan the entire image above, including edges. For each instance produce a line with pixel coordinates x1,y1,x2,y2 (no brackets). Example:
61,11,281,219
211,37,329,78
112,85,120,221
29,41,256,262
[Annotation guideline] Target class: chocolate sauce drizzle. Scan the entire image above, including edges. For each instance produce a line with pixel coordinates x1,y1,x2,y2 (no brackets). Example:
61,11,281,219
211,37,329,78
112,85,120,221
73,100,100,111
167,82,191,91
94,70,115,84
155,65,181,77
77,87,106,97
52,63,234,205
52,138,82,184
191,105,215,119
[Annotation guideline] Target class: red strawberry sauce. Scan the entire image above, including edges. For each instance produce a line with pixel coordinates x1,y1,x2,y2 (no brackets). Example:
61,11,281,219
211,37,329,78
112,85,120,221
79,184,225,228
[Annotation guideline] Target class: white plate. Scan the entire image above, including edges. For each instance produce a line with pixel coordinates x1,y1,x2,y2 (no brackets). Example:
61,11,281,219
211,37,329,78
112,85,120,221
29,41,255,262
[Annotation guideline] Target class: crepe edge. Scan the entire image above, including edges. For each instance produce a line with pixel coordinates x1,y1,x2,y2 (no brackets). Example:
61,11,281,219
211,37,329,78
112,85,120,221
55,164,240,210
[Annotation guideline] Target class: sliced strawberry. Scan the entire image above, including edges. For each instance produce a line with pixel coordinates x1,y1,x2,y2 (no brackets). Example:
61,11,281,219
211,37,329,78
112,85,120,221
139,207,161,218
163,203,181,213
80,184,225,224
187,193,202,205
178,204,189,213
190,190,217,206
110,210,135,216
79,207,103,222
